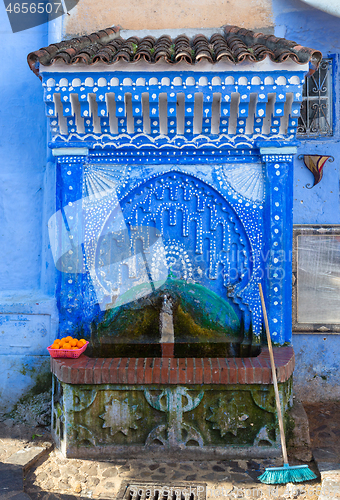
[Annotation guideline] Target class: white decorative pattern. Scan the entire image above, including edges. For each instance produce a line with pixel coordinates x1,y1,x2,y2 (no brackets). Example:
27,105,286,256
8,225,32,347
151,240,193,282
83,164,125,200
220,163,265,202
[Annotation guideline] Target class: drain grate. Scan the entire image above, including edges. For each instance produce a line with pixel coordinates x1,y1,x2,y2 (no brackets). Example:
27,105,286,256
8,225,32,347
117,481,207,500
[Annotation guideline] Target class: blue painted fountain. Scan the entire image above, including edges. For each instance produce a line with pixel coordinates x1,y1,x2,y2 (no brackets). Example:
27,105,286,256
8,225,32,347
28,26,320,457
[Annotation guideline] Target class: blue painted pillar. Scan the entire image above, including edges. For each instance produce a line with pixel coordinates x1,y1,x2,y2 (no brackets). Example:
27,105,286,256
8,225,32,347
260,147,296,345
53,148,89,337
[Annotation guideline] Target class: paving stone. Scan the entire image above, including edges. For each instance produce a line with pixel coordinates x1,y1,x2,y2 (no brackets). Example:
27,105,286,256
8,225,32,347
0,463,23,494
318,462,340,474
36,472,49,482
119,463,130,470
246,460,262,471
230,473,254,483
212,465,225,472
103,481,118,489
228,460,239,468
229,465,248,473
164,466,176,474
185,474,197,481
201,473,219,480
7,486,31,499
102,468,118,478
58,480,70,489
81,464,98,476
314,448,338,462
179,464,193,471
6,443,52,469
60,466,79,476
70,474,83,484
87,478,100,487
98,462,113,469
137,470,153,476
246,469,262,481
171,472,187,480
54,458,67,465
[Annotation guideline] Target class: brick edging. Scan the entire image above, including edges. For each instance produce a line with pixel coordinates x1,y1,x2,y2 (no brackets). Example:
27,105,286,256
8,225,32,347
51,346,294,385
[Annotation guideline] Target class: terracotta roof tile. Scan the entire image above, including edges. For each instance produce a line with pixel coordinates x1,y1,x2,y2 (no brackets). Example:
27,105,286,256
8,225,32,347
134,36,155,62
92,38,124,64
27,24,322,78
154,35,172,63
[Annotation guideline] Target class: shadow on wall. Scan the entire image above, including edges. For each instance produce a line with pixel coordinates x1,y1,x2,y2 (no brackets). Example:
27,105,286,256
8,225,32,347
273,0,340,51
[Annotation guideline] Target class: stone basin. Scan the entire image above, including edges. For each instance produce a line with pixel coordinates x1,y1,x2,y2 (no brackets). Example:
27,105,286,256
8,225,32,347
51,346,294,459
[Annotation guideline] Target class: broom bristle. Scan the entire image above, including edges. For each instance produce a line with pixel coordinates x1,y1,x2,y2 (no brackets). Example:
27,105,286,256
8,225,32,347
258,464,317,485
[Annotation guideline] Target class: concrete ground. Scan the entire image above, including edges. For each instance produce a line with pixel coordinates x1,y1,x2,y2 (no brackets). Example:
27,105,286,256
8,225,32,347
2,402,340,500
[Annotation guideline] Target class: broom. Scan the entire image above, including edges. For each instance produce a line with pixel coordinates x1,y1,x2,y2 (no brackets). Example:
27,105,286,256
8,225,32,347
257,283,317,485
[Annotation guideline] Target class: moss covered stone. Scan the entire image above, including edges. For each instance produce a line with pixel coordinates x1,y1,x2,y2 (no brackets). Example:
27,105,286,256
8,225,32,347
52,375,293,459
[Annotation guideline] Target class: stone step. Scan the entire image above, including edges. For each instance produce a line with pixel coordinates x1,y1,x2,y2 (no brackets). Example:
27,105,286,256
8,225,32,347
6,443,53,472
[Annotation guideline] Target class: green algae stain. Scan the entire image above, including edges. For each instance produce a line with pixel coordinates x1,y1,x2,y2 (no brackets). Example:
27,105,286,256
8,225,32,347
92,278,246,357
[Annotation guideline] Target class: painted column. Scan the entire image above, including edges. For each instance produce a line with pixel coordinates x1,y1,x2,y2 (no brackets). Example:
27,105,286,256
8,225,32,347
260,147,296,345
53,148,89,336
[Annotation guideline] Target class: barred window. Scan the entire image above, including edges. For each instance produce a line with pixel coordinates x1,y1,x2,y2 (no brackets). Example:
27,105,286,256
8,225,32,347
297,58,333,138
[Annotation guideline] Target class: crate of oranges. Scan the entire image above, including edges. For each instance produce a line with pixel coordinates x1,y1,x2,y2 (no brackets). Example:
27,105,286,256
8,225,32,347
47,337,89,358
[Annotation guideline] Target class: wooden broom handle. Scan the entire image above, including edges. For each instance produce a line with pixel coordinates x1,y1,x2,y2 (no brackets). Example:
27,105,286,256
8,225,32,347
258,283,289,465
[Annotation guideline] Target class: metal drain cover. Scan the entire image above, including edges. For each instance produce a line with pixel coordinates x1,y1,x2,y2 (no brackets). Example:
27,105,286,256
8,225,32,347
117,481,207,500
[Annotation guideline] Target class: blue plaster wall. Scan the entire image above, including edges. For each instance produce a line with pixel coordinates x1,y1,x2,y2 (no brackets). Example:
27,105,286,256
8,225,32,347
0,5,46,289
292,334,340,402
274,0,340,401
274,0,340,226
0,5,57,412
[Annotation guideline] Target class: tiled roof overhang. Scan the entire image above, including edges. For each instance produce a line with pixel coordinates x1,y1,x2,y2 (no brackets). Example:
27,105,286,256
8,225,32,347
28,25,322,79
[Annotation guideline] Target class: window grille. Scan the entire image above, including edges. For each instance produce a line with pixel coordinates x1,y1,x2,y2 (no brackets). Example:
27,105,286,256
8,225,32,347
297,58,333,138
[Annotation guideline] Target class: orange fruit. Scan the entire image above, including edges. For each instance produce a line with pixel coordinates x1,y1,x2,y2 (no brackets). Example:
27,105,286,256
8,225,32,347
50,344,59,349
54,339,61,344
63,343,71,349
76,340,83,348
70,339,77,347
65,336,73,341
80,339,87,345
71,346,78,349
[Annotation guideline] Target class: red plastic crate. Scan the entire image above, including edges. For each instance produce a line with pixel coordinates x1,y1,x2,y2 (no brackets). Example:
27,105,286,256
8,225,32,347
47,341,89,359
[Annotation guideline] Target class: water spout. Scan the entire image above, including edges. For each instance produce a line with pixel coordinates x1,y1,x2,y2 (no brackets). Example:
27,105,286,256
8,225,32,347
160,294,174,357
